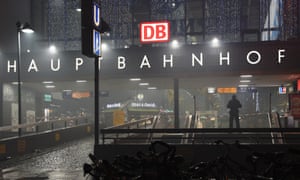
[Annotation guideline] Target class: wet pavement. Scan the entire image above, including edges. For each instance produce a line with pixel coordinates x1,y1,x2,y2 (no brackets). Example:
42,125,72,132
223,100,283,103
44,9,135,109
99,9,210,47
0,136,94,180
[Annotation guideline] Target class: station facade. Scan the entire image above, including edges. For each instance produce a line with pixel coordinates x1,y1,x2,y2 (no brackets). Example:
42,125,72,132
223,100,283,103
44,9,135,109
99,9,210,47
0,0,300,137
1,40,300,131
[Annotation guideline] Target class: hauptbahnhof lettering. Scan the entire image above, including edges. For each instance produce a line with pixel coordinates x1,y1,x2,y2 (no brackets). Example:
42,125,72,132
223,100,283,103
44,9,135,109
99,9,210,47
1,41,300,81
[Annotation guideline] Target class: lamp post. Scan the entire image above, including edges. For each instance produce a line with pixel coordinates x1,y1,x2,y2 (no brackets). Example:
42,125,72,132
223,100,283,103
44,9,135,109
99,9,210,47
16,22,34,136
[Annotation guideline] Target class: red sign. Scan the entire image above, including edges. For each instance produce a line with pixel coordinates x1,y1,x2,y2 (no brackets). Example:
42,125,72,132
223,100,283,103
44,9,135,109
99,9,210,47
140,21,170,43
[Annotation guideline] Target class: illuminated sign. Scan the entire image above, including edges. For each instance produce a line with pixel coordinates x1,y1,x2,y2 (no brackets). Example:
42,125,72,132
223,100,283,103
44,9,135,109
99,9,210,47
238,87,257,93
44,94,52,102
207,87,216,94
2,41,300,81
93,30,101,56
279,86,287,94
298,79,300,91
93,3,100,27
106,103,121,109
114,49,287,71
72,91,91,99
217,88,237,94
81,0,102,57
140,21,170,43
131,102,156,108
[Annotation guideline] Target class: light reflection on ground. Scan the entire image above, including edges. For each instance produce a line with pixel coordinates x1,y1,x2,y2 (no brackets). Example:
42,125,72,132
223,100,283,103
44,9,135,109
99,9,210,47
0,136,93,180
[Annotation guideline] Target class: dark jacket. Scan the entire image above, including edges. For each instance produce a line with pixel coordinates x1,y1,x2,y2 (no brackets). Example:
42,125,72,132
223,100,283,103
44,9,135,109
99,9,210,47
227,98,242,115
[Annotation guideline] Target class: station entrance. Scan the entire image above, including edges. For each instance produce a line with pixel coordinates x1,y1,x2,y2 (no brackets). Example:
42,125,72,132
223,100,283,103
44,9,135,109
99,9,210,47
98,40,300,130
94,40,300,166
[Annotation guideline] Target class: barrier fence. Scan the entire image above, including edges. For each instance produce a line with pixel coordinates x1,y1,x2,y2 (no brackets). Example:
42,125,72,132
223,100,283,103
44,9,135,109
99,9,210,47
0,115,90,140
100,112,300,145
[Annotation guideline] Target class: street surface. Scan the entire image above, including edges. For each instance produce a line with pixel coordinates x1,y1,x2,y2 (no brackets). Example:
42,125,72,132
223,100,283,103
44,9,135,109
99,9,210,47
0,136,94,180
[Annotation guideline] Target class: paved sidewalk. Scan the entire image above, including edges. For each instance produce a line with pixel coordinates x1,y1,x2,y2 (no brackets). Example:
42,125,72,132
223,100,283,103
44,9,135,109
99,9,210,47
0,137,93,180
0,167,85,180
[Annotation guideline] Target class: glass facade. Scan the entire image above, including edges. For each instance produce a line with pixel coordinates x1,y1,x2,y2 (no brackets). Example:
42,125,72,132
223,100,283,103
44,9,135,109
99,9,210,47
0,0,300,140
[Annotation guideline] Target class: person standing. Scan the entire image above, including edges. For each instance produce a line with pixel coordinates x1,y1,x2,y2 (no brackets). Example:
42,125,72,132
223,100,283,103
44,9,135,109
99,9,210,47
227,95,242,128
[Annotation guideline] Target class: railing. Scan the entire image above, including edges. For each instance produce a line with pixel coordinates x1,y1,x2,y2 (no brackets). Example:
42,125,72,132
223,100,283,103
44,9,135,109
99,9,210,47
104,116,157,129
101,115,158,144
99,112,300,145
0,115,91,140
100,128,300,145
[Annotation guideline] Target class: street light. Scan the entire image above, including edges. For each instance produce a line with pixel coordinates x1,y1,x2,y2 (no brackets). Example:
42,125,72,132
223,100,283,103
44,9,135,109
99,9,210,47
16,21,34,136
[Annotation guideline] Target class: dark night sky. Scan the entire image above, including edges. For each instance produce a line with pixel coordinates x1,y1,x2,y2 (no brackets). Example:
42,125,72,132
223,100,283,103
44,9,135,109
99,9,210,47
0,0,31,53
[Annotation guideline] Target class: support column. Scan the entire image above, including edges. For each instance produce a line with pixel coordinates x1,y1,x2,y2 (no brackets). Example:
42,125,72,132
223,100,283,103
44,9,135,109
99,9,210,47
174,78,179,128
94,57,99,145
0,82,2,126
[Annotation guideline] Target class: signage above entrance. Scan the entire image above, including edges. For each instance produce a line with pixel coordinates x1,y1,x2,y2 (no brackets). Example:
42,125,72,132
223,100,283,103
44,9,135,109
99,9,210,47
2,41,300,81
140,21,170,43
81,0,102,57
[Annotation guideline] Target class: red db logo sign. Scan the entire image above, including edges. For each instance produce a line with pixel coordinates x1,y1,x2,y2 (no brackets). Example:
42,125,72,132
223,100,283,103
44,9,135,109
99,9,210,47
140,21,170,43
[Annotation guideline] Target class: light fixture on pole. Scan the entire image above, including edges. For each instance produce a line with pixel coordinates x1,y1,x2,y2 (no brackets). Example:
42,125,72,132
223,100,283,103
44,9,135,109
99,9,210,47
16,21,34,136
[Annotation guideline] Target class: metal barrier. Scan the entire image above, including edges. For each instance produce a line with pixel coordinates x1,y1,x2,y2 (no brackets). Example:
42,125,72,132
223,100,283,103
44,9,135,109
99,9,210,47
0,115,90,140
100,128,300,145
101,115,158,144
100,112,300,145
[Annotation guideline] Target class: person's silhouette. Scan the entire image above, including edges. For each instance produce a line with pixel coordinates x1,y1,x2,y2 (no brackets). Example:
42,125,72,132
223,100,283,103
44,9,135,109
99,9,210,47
227,95,242,128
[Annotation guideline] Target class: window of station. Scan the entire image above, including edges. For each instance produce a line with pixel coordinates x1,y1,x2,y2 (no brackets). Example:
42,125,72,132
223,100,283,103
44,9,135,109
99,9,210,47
2,80,93,137
99,78,174,129
179,77,291,129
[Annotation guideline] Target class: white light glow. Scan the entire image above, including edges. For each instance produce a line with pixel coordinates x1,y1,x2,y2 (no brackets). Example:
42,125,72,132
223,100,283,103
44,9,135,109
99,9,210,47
21,28,34,34
43,81,54,84
45,85,55,88
139,83,149,86
12,82,23,85
240,80,251,83
208,87,216,94
240,74,253,78
76,80,88,83
49,45,57,54
238,84,249,87
130,78,141,81
171,40,179,48
102,43,108,51
211,37,220,47
148,87,157,90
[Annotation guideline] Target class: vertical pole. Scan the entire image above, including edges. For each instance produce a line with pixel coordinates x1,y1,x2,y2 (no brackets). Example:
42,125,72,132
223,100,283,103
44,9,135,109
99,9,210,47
0,82,3,127
298,0,300,38
259,0,261,41
193,95,196,115
184,0,187,44
17,30,22,136
94,57,99,145
131,1,135,46
202,0,206,41
174,78,179,128
268,0,271,40
269,92,272,114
